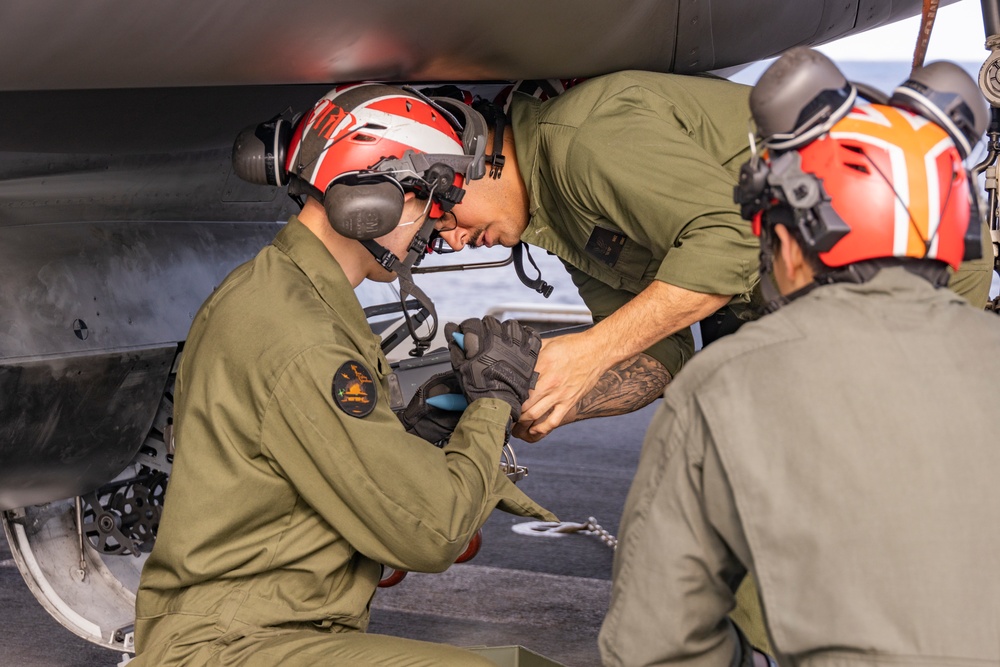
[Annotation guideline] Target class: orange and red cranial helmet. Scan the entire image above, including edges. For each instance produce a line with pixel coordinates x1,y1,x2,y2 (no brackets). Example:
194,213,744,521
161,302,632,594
795,104,971,270
735,47,984,273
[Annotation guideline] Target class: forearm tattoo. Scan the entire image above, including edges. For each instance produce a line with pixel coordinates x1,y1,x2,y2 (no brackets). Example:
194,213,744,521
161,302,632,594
575,354,671,420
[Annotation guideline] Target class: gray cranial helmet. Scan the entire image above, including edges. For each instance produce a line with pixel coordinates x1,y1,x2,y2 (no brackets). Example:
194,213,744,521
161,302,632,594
751,47,857,152
889,61,988,159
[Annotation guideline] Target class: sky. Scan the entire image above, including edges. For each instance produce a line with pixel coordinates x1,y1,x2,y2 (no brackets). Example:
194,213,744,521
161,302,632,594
816,0,987,62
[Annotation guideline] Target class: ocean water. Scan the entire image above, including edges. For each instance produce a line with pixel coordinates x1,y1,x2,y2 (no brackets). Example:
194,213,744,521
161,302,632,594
361,61,996,322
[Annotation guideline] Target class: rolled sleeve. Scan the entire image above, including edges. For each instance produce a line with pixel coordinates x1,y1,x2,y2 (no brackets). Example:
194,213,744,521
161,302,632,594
656,227,755,299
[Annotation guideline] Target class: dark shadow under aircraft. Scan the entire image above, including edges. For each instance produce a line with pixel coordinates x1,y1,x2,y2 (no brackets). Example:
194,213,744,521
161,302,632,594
0,0,994,656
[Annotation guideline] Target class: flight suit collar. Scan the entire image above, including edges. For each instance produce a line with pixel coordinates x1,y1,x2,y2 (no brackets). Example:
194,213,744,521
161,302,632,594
806,266,964,306
511,93,544,225
509,94,577,269
271,216,383,366
511,94,647,297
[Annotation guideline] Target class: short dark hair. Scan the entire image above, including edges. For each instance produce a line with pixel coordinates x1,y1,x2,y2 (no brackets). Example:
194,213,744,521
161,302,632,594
764,206,952,287
763,208,827,274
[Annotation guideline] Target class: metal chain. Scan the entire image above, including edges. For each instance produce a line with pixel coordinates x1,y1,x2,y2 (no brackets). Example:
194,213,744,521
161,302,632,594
585,516,619,550
512,516,619,550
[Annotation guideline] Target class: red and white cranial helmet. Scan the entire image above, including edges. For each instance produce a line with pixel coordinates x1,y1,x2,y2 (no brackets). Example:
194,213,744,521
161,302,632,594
286,83,473,195
276,83,490,240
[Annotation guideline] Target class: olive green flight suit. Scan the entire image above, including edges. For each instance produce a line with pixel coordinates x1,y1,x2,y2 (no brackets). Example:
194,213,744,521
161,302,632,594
510,72,994,373
947,217,995,309
600,268,1000,666
511,70,761,375
133,218,555,667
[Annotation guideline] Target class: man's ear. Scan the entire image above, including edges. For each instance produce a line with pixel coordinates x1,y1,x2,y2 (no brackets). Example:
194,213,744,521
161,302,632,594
773,224,804,282
398,191,423,219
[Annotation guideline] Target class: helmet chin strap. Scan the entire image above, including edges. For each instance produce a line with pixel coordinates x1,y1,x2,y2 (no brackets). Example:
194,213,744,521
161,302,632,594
361,213,440,357
758,227,791,313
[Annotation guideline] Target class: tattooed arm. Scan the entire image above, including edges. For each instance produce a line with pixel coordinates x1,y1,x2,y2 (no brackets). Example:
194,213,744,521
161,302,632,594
576,353,671,419
520,282,728,441
512,353,670,443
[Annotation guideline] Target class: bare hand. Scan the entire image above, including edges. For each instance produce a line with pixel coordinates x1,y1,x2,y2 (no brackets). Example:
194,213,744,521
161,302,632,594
512,404,577,443
516,333,606,441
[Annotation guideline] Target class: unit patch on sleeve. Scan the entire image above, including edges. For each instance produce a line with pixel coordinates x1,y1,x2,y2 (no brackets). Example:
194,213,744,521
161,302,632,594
333,361,378,417
584,226,627,268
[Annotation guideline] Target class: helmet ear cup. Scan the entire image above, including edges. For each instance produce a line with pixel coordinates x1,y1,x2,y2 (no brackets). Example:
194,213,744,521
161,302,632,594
324,175,405,240
232,117,292,186
431,97,488,181
889,62,987,159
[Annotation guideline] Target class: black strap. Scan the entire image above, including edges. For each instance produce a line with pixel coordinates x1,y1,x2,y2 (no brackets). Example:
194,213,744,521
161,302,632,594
512,242,553,298
360,214,441,356
474,100,507,179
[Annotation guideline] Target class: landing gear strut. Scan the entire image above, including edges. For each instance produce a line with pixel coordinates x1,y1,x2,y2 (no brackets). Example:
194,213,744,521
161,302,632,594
977,0,1000,312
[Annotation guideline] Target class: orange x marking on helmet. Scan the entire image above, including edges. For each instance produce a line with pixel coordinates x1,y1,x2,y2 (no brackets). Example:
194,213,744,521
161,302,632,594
802,104,970,269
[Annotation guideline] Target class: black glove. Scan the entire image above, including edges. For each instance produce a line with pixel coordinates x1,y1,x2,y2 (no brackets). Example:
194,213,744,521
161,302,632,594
397,372,466,446
444,316,541,421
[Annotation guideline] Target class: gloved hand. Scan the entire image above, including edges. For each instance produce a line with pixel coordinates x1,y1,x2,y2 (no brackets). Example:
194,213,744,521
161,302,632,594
397,372,467,446
444,316,541,421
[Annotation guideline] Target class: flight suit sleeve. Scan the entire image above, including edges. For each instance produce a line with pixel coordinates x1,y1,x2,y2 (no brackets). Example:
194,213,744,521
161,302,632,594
259,343,542,573
565,259,693,376
567,105,757,301
599,395,746,667
947,218,994,308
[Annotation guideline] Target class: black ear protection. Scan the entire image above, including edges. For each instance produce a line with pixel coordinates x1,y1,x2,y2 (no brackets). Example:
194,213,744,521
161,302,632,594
325,173,405,240
322,162,461,240
734,150,850,254
735,150,853,313
232,115,294,187
471,99,507,179
429,95,489,181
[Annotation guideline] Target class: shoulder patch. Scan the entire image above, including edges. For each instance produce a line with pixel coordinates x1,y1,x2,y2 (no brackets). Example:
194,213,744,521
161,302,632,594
332,361,378,418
